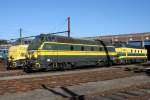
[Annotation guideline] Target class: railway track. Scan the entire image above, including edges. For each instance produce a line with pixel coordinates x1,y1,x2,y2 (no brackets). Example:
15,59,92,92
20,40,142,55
85,83,150,100
0,62,144,77
0,62,149,100
0,75,150,100
0,66,141,95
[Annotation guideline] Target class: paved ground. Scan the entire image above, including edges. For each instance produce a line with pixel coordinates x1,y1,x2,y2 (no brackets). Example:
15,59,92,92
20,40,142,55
0,75,150,100
0,64,138,81
0,67,124,81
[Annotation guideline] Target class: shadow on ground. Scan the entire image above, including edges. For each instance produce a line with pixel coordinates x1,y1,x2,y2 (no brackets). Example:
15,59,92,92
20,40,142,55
41,84,85,100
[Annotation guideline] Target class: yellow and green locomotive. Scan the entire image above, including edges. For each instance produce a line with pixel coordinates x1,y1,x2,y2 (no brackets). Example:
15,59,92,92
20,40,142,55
24,34,117,72
113,42,147,64
115,47,147,64
7,44,28,69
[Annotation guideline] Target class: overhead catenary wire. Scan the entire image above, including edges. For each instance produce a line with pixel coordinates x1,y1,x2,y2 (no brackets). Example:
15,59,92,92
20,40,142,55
50,18,68,33
9,17,70,41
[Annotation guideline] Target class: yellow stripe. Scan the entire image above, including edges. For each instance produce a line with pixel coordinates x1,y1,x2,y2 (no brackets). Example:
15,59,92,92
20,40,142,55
39,41,114,49
36,50,117,56
119,56,147,58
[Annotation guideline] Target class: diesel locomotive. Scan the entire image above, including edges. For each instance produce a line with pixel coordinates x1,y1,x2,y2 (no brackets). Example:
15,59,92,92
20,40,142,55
115,47,147,64
23,34,117,72
7,44,28,69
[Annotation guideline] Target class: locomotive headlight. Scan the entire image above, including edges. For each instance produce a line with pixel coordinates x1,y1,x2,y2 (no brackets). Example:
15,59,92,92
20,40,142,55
31,55,37,60
35,63,40,68
10,56,14,60
47,59,51,62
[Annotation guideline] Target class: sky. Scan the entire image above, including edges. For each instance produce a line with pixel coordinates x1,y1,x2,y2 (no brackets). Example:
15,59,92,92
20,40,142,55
0,0,150,40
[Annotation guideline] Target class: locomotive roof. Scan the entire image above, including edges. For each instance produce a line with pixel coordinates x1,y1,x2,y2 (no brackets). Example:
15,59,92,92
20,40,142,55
37,34,112,45
28,34,113,50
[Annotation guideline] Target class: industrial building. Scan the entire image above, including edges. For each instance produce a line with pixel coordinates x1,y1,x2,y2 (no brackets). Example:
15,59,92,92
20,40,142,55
86,32,150,60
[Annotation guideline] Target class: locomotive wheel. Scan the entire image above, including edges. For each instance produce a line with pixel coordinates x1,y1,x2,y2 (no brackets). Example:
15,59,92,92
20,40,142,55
108,61,113,66
51,62,59,71
6,66,12,70
23,66,33,73
60,63,65,71
7,62,14,70
97,61,105,67
66,62,72,70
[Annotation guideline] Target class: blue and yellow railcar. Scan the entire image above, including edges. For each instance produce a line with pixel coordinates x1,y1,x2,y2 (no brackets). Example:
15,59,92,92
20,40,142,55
0,49,8,61
24,35,117,72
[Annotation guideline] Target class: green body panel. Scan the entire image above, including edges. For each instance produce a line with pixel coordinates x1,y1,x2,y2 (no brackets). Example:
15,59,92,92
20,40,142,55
127,53,146,56
38,55,114,62
41,42,115,52
117,53,126,56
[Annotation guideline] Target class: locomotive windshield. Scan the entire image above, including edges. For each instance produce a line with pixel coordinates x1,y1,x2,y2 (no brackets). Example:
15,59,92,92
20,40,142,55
28,37,42,50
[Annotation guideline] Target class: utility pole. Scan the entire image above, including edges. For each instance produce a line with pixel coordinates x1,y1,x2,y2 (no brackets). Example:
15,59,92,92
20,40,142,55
68,16,70,38
19,28,22,44
141,34,144,48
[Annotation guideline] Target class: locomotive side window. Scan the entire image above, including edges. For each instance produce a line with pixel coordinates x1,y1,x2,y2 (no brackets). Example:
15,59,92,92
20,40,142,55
99,47,103,51
81,46,84,51
107,47,115,52
73,45,80,51
42,43,57,50
57,44,70,50
70,45,74,51
42,43,52,50
91,47,94,51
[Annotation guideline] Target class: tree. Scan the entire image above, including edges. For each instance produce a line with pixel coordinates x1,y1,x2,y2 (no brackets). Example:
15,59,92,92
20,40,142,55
0,40,8,45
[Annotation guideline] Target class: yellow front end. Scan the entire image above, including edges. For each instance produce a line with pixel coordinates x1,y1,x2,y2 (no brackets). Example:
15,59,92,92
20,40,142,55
7,45,28,69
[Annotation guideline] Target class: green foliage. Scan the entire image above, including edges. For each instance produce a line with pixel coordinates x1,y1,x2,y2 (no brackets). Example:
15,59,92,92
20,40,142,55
0,40,8,45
